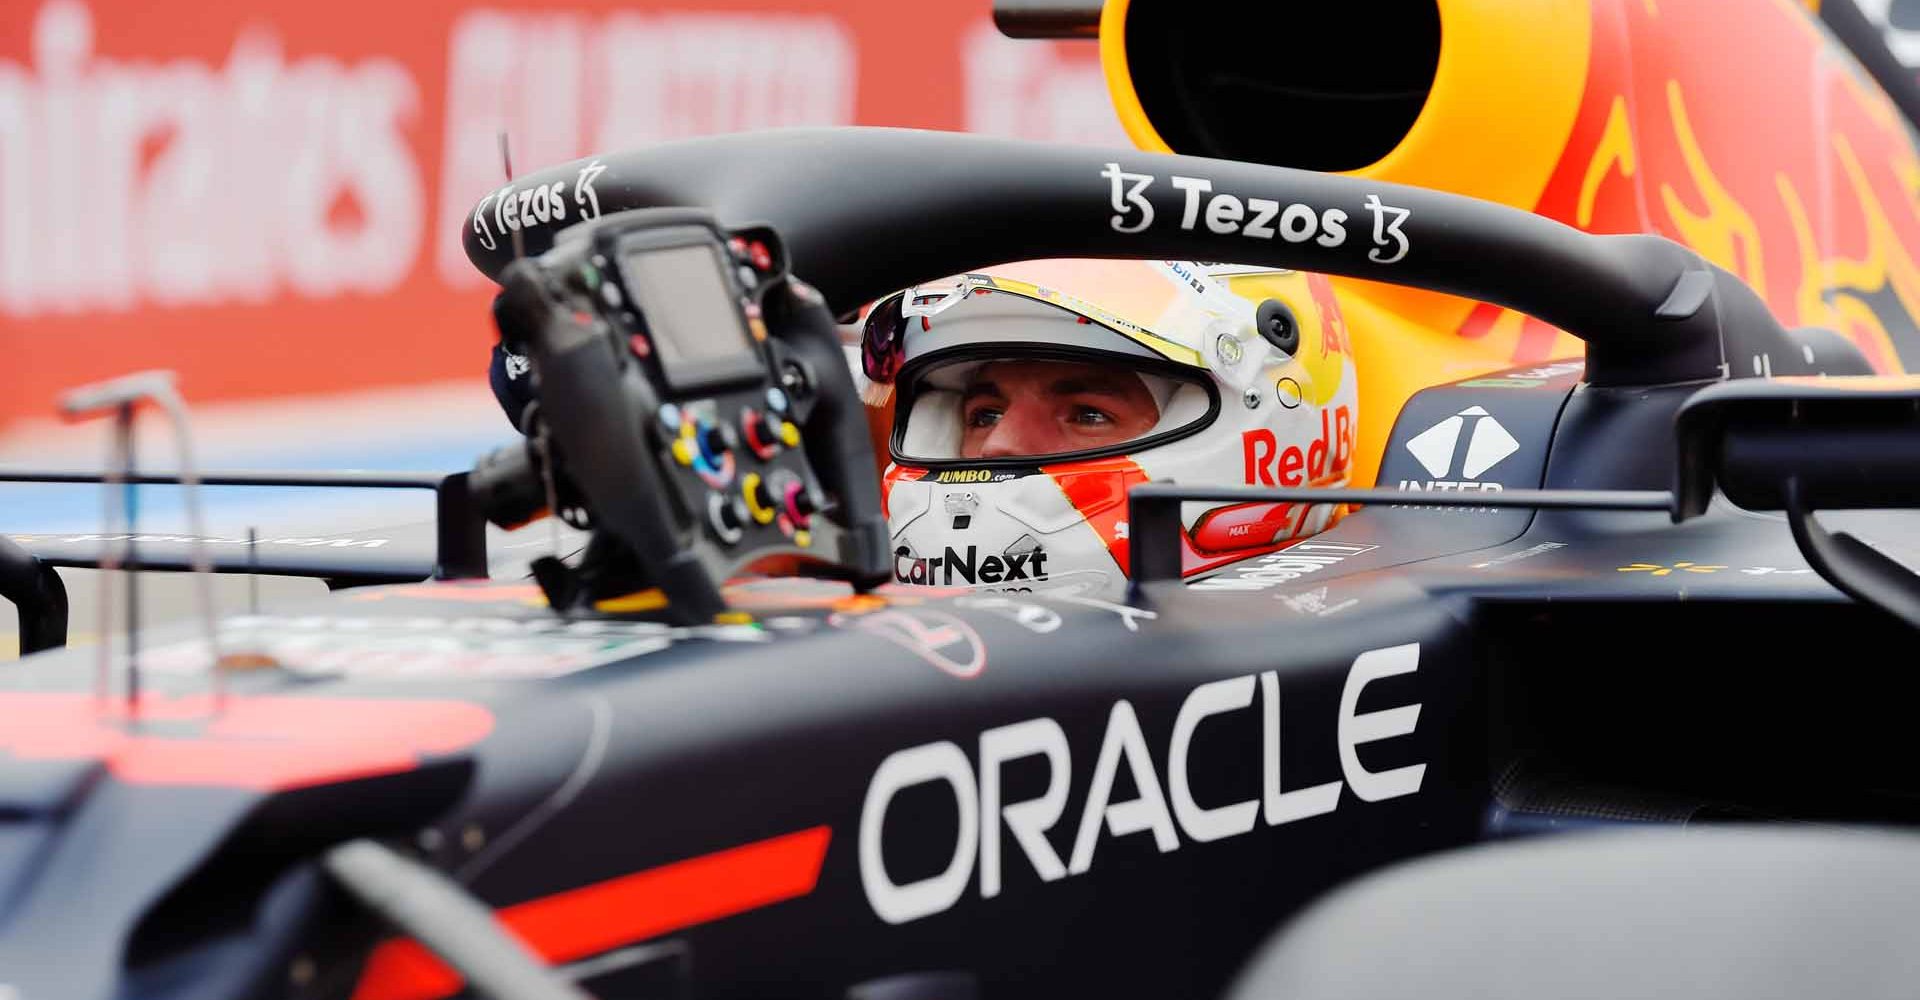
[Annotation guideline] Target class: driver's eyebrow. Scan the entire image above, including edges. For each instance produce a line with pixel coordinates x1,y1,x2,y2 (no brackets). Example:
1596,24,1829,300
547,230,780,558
961,380,1004,402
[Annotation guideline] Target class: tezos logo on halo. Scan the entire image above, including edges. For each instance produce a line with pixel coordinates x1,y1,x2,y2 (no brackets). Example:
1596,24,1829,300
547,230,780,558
471,159,607,252
1100,163,1411,264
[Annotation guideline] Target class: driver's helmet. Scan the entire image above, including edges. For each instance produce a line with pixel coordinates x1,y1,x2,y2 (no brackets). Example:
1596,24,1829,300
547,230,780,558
860,259,1359,599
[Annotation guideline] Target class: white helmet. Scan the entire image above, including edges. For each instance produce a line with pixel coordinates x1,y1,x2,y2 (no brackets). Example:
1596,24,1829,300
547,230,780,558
860,259,1359,599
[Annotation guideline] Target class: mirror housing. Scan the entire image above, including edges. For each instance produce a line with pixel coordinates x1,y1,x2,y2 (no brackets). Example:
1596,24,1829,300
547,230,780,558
1674,375,1920,630
1674,376,1920,520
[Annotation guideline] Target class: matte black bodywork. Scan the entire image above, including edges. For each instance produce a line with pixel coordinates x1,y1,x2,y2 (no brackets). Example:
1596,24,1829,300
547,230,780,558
1,130,1917,1000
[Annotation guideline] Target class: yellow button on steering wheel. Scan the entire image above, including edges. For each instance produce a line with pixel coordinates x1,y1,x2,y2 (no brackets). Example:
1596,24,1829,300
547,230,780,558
742,472,777,524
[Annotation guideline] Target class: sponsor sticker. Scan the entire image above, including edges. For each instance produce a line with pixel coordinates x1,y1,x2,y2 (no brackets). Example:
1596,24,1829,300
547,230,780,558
954,596,1063,635
932,469,1022,484
471,158,605,252
1242,405,1354,487
1041,591,1158,632
1397,406,1519,494
1187,541,1378,593
1617,562,1813,577
1098,163,1412,264
1468,541,1566,570
894,543,1049,588
1276,586,1359,618
832,607,986,679
858,643,1425,923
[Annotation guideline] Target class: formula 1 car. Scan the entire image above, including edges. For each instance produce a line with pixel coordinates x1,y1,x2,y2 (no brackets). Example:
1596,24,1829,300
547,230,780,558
2,121,1919,1000
8,0,1920,995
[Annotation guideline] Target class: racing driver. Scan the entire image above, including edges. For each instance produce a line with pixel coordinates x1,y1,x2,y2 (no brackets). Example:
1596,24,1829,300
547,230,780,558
859,258,1360,599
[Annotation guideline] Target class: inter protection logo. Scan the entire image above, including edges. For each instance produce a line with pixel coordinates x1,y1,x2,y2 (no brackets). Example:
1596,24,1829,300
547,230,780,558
1402,406,1520,483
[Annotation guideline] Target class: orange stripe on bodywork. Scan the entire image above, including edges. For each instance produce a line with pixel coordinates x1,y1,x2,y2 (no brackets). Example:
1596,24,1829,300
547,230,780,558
351,826,833,1000
1042,456,1151,575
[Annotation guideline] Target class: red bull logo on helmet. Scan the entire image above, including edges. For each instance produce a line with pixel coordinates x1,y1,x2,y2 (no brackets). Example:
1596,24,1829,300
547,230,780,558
1241,405,1354,487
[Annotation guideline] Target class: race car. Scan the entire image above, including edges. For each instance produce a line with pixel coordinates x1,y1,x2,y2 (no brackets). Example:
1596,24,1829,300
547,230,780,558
0,122,1917,1000
6,0,1920,996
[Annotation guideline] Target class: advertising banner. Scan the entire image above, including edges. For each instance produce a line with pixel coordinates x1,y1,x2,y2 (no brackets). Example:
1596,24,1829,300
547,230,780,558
0,0,1120,441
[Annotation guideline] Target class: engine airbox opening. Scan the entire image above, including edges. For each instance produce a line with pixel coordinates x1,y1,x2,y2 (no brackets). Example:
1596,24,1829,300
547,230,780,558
1120,2,1442,171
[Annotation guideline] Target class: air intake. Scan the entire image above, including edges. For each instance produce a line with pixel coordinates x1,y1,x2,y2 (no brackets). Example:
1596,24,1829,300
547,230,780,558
1119,3,1441,171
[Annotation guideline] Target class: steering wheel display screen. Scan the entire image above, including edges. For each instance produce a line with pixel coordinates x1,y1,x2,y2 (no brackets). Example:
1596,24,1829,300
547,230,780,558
622,241,764,392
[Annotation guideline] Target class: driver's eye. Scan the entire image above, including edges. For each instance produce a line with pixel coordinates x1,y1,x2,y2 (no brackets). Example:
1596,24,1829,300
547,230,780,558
1069,405,1115,426
965,405,1003,428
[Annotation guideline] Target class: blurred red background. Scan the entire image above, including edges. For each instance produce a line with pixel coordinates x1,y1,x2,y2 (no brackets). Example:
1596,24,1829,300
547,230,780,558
0,0,1118,446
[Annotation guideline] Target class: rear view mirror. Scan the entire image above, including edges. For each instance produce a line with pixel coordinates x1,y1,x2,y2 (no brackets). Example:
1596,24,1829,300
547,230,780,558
1674,376,1920,628
1675,375,1920,518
